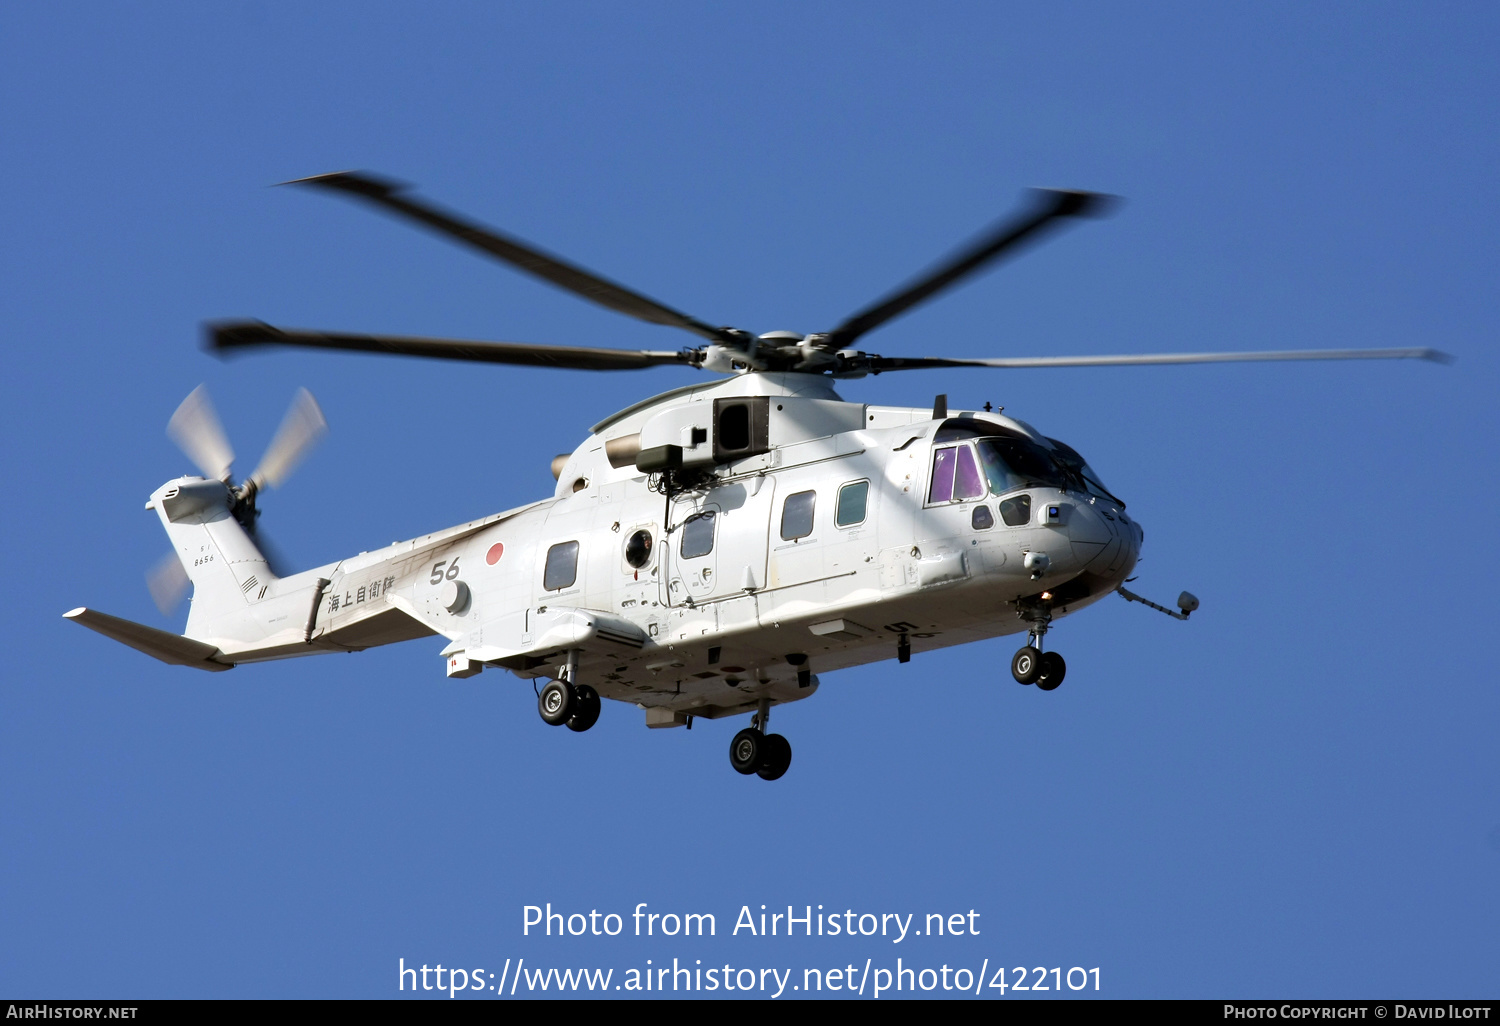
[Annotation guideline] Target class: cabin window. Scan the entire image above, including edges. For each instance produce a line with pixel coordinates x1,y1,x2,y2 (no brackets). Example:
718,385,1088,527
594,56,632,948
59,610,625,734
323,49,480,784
680,512,716,559
543,541,580,590
972,504,995,530
780,490,816,540
624,529,653,568
836,480,869,527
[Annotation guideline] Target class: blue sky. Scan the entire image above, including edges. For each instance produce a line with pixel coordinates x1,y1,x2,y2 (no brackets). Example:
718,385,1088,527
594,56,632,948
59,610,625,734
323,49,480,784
2,2,1496,999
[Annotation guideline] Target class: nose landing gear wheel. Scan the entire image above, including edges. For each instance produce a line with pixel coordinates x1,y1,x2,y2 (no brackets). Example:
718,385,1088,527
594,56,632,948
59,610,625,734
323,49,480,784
1011,646,1043,685
538,679,576,725
756,734,793,780
566,684,601,732
1036,652,1066,691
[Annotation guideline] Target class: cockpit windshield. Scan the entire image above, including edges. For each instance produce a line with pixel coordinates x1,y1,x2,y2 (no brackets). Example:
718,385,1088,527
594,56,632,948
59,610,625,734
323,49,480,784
927,424,1124,507
975,437,1070,494
1045,437,1124,507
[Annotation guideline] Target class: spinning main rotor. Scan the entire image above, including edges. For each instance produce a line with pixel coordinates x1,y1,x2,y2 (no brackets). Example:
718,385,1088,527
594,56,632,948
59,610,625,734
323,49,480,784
208,172,1447,376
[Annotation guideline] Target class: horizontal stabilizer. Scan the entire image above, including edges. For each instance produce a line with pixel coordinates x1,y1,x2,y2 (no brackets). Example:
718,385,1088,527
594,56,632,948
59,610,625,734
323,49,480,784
63,607,234,672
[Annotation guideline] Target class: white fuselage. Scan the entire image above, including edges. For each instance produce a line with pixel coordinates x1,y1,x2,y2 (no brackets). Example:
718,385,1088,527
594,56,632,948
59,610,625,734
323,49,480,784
156,373,1141,727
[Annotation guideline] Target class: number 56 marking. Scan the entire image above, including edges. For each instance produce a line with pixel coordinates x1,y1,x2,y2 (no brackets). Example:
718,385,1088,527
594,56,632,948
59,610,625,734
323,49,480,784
430,558,461,585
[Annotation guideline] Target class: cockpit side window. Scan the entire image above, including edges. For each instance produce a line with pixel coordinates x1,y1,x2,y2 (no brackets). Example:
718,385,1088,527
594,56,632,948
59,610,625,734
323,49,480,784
929,443,984,504
954,445,984,500
928,447,957,503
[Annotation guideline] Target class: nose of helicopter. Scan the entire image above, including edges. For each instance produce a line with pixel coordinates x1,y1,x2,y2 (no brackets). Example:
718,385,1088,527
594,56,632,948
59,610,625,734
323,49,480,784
1064,497,1140,583
1115,508,1143,578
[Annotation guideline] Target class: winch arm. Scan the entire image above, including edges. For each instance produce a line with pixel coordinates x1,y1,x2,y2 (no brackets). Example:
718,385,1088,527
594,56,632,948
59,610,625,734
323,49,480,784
1116,585,1199,621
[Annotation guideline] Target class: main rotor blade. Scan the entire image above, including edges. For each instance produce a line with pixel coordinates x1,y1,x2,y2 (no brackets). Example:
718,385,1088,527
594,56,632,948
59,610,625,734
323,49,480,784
867,347,1453,372
209,321,699,372
823,189,1116,351
166,384,235,481
250,387,327,491
285,171,733,344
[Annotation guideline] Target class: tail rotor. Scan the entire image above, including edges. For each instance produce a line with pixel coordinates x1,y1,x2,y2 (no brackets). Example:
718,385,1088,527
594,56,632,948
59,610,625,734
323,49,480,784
165,384,235,482
150,385,327,613
146,551,190,615
247,387,328,493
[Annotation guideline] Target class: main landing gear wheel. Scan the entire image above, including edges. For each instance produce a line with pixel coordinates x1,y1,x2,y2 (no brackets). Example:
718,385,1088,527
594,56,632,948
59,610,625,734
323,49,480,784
730,728,764,775
756,734,792,780
1035,651,1066,691
538,679,575,726
1011,646,1043,685
566,684,601,732
729,728,794,779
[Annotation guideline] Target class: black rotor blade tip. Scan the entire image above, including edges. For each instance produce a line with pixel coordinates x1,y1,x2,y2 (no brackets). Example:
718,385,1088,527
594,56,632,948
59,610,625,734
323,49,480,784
204,319,279,355
1038,189,1121,219
280,170,405,198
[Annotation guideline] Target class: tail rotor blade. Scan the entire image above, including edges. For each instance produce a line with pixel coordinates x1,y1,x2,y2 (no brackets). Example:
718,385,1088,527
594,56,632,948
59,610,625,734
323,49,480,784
166,385,235,481
250,526,296,579
146,552,190,615
250,388,327,490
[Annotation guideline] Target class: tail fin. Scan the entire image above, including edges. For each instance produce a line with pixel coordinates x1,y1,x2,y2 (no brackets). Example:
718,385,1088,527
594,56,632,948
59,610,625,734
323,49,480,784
147,476,276,639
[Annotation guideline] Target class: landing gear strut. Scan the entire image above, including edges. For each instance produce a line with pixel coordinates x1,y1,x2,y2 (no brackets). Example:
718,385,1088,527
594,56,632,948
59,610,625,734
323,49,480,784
730,697,793,780
537,649,602,731
1011,605,1066,691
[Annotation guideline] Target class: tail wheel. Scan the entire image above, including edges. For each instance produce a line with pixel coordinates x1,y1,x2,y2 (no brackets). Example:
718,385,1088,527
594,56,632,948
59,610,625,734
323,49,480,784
1036,652,1066,691
756,734,793,780
1011,646,1043,685
730,728,764,775
566,684,601,732
538,679,575,725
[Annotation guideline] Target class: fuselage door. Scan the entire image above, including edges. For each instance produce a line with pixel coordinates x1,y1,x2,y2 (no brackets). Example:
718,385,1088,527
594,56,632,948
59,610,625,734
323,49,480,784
706,475,776,602
664,494,718,605
662,475,777,614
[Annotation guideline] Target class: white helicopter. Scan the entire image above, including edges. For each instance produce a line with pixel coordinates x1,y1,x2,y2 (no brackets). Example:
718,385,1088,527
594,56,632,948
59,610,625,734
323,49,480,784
66,173,1447,779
